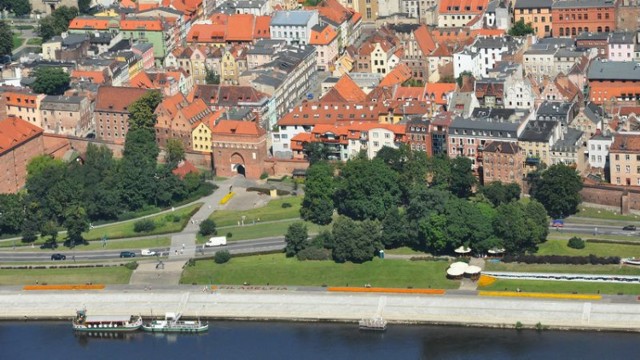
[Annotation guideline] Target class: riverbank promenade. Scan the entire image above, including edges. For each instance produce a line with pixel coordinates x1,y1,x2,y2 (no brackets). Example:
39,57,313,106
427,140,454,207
1,286,639,331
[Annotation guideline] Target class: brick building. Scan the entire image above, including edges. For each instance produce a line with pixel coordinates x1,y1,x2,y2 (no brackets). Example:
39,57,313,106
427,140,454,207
587,59,640,105
94,87,151,143
513,0,553,38
481,141,523,187
211,120,267,179
0,117,45,193
609,132,640,186
552,0,618,38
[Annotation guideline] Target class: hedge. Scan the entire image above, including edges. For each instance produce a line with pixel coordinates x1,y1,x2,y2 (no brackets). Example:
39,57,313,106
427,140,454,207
502,254,620,265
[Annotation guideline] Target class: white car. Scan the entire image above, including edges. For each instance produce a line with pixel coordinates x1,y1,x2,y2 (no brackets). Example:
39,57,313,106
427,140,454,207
140,249,156,256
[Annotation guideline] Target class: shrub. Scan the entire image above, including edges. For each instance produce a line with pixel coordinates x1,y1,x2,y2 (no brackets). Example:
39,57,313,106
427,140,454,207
214,250,231,264
281,202,292,208
567,237,585,249
164,214,181,223
124,261,139,270
260,172,269,180
133,219,156,233
199,219,217,236
296,247,332,261
185,259,196,267
226,232,233,238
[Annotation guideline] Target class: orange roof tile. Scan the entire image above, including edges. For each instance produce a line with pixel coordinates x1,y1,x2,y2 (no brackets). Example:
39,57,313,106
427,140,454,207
414,24,436,55
119,0,137,8
71,70,107,84
310,24,338,45
379,64,412,87
394,87,425,101
95,86,151,113
226,14,255,42
158,92,187,117
130,71,155,89
291,132,314,151
320,74,366,102
209,13,229,24
0,116,43,155
438,0,489,14
187,23,226,43
424,83,456,105
430,43,452,57
68,17,113,30
212,120,265,136
254,16,271,38
278,102,383,126
120,19,163,31
138,3,160,11
4,91,39,107
162,0,202,15
350,12,361,24
172,160,199,178
181,99,210,123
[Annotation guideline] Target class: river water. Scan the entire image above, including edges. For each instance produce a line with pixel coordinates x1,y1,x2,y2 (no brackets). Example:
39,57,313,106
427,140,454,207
1,321,639,359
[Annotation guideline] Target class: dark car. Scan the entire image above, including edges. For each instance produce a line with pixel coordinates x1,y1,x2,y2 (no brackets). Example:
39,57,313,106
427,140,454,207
120,251,136,258
51,253,66,261
623,225,637,231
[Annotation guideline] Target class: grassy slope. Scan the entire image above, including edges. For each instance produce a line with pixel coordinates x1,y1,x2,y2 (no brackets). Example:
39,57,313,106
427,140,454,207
481,279,640,295
201,219,328,242
537,239,640,257
0,267,132,285
484,262,640,275
211,196,303,226
181,254,458,289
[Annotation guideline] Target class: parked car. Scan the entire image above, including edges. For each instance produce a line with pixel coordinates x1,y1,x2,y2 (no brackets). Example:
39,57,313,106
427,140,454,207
51,253,66,261
140,249,156,256
119,251,136,258
623,225,637,231
552,219,564,228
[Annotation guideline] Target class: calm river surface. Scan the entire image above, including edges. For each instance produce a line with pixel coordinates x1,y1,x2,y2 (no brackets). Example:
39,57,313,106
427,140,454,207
1,321,639,359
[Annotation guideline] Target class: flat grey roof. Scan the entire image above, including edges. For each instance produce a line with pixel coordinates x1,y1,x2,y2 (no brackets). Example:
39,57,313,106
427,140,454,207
271,11,316,26
552,0,615,8
515,0,553,8
588,60,640,81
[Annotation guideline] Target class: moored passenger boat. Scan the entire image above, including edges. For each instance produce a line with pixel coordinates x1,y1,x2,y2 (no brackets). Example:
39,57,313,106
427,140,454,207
142,312,208,333
72,309,142,332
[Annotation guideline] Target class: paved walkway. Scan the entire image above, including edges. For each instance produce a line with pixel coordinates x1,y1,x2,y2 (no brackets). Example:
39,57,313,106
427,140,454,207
129,178,236,285
459,257,486,291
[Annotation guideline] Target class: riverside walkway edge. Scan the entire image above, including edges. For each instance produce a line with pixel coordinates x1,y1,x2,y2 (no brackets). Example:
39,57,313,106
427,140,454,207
1,288,640,332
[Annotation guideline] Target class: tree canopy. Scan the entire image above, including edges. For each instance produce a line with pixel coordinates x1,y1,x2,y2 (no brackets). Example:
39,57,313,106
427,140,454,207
480,181,521,207
334,158,400,220
0,21,12,57
128,91,162,131
0,0,31,16
532,164,582,218
38,6,78,41
31,67,70,95
300,162,334,225
508,19,535,36
284,222,308,257
332,216,381,263
165,138,186,168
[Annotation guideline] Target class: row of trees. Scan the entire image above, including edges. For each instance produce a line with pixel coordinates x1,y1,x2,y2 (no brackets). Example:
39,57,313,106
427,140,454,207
39,6,78,41
0,0,31,17
0,92,215,245
298,146,582,262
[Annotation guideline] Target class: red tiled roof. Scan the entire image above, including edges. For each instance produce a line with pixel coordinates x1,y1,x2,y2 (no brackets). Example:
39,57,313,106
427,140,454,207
414,24,436,55
321,74,366,102
162,0,202,15
95,86,151,113
611,133,640,152
278,102,383,126
438,0,489,14
394,87,424,101
120,19,163,31
424,83,456,105
254,16,271,38
130,71,155,89
187,23,226,43
181,99,210,123
212,120,265,136
291,132,314,151
172,160,199,179
3,91,38,107
0,116,43,155
226,14,255,41
68,17,114,30
310,24,338,45
379,63,412,87
120,0,137,8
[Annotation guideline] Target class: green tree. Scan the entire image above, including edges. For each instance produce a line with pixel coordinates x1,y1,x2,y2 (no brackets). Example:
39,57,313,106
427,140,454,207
38,6,78,41
214,250,231,263
199,218,217,236
419,212,447,252
332,216,381,263
450,156,476,198
205,70,220,85
25,155,80,223
508,19,535,36
532,164,582,218
380,207,409,248
9,0,31,16
21,201,41,243
493,201,545,255
334,158,400,221
284,222,308,257
119,128,159,210
427,155,452,189
0,193,24,235
64,205,89,246
310,229,334,249
75,144,121,220
0,21,12,57
304,142,331,165
480,181,521,206
165,138,186,167
31,67,70,95
442,198,493,252
78,0,92,14
300,162,334,225
127,91,162,131
525,200,549,245
41,220,59,245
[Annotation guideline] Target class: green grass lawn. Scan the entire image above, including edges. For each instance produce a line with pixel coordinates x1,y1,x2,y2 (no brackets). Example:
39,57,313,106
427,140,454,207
384,247,428,255
484,262,640,275
0,267,132,285
83,203,202,241
200,219,327,243
481,279,640,295
12,34,23,49
211,196,302,226
26,38,42,46
572,206,640,221
548,231,640,242
181,254,459,289
537,239,640,257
